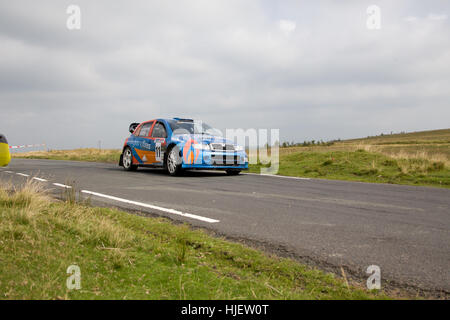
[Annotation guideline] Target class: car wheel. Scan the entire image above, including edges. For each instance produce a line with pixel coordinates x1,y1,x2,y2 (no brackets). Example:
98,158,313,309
226,169,241,175
166,145,182,176
122,147,137,171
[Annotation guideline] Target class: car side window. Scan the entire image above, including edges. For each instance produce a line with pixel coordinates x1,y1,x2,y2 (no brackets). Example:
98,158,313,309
133,126,141,136
139,122,152,137
151,122,167,138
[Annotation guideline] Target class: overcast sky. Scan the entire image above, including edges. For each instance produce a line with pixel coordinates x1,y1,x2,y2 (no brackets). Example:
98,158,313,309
1,0,449,149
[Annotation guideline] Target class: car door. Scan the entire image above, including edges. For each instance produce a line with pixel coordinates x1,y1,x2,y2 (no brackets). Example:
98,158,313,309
132,121,154,164
149,121,168,166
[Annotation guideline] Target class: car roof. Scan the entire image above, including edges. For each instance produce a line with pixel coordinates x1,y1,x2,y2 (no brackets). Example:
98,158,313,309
140,118,194,123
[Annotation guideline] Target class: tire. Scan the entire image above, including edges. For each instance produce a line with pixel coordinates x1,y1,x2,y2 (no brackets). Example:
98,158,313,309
226,169,241,176
122,147,138,171
166,145,183,176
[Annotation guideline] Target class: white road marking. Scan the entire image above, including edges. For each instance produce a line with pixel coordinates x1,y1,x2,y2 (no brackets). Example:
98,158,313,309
2,171,218,223
244,173,311,180
53,183,72,189
16,173,29,177
81,190,220,224
2,170,48,182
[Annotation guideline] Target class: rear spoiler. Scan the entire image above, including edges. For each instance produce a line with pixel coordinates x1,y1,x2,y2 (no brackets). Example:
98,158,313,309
173,118,193,122
129,122,140,133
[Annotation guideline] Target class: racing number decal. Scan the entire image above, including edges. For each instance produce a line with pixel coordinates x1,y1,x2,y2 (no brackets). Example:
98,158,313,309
155,141,162,162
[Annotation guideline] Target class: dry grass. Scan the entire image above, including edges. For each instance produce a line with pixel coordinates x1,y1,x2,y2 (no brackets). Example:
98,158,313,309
342,128,450,168
0,179,49,219
350,144,449,169
380,150,447,168
12,148,121,164
0,180,135,250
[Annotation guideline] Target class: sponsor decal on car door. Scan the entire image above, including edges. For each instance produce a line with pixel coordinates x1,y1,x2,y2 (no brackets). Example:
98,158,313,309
150,122,167,165
155,140,162,162
133,121,155,164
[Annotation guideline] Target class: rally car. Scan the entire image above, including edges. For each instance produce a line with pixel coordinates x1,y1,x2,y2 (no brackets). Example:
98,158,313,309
119,118,248,176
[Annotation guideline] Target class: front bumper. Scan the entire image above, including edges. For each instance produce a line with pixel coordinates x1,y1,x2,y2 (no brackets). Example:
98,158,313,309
181,150,248,169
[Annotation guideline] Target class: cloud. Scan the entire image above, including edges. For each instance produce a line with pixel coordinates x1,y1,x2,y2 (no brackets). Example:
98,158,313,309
278,19,296,35
0,0,449,148
404,16,418,22
427,13,448,20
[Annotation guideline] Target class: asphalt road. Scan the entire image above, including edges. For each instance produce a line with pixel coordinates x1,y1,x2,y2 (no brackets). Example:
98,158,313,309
1,159,449,295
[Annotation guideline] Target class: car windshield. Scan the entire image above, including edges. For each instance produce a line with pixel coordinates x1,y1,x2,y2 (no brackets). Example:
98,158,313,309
168,120,222,137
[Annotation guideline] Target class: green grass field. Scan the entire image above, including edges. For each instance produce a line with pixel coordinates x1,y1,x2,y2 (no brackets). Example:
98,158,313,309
249,149,449,187
249,128,450,188
11,128,450,188
0,181,388,300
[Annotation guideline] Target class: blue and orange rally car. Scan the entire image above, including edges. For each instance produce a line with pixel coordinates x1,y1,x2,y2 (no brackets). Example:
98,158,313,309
119,118,248,176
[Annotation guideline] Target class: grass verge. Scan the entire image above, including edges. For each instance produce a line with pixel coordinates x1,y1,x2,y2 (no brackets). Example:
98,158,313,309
0,181,388,300
249,129,450,188
249,149,449,188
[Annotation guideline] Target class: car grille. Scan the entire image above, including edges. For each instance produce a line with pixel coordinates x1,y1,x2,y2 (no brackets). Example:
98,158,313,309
209,143,243,165
211,154,244,166
211,143,235,152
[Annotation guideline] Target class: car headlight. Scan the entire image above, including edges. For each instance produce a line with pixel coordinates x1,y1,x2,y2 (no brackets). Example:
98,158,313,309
193,143,211,150
235,145,244,151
